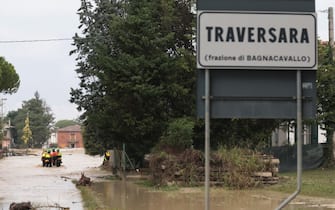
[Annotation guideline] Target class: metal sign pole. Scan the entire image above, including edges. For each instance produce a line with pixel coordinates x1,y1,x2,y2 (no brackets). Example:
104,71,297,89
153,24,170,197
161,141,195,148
205,69,210,210
329,7,334,62
275,70,302,210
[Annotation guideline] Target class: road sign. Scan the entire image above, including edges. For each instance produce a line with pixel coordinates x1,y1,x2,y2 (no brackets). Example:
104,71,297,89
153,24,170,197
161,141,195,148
197,70,316,119
197,11,317,69
196,1,316,209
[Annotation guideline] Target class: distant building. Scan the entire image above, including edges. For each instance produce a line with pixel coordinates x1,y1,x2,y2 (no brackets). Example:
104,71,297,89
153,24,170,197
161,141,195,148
1,137,11,149
1,121,14,149
271,123,326,147
57,125,83,148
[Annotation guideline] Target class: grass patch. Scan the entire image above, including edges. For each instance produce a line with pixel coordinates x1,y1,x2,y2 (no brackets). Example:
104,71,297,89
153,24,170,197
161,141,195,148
136,179,156,187
267,168,335,198
136,180,179,191
97,175,121,181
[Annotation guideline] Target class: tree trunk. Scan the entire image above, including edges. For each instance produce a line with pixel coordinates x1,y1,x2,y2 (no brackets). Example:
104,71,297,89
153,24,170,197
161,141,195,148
324,128,335,167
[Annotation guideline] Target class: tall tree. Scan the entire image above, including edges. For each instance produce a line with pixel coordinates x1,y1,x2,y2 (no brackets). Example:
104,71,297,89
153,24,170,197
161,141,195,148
0,57,20,94
0,56,20,141
70,0,196,159
55,119,79,129
317,40,335,166
6,92,54,147
21,114,32,147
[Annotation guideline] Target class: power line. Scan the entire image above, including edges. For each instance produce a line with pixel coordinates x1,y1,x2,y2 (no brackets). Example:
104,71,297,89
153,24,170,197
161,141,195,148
0,38,72,44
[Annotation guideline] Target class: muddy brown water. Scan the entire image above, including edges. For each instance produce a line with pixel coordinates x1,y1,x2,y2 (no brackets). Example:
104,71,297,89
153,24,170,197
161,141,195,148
1,149,335,210
91,180,335,210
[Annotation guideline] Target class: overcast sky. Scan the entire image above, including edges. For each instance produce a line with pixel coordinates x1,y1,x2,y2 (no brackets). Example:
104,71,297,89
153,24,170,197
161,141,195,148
0,0,334,122
0,0,81,121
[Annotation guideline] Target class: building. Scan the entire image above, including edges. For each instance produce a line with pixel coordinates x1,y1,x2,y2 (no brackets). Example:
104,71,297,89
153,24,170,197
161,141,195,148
57,125,83,148
271,123,327,147
1,137,11,149
1,121,14,149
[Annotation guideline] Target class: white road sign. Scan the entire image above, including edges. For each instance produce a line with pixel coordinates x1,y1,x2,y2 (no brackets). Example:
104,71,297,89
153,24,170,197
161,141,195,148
197,11,317,69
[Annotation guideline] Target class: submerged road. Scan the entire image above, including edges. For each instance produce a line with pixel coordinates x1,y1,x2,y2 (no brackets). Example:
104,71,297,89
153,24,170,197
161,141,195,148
0,148,111,210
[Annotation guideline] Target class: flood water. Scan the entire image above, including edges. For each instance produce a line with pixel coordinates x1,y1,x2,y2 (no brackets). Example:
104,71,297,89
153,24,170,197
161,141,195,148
1,149,335,210
91,180,335,210
0,148,108,210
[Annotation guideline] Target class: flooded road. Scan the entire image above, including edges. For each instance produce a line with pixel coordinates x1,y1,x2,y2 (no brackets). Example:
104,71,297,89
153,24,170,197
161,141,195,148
91,180,335,210
0,149,109,210
1,149,335,210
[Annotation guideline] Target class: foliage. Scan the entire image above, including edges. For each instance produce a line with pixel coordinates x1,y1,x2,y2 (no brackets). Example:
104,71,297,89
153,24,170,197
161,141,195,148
317,40,335,166
216,146,264,189
193,119,278,151
21,114,32,146
6,92,54,147
70,0,196,161
155,118,195,152
0,56,20,141
0,57,20,94
149,148,203,186
55,120,79,128
71,0,326,162
149,147,267,189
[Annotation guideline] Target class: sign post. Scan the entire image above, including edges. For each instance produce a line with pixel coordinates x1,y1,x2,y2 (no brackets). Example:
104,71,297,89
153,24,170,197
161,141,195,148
196,1,316,210
275,70,303,209
204,69,210,210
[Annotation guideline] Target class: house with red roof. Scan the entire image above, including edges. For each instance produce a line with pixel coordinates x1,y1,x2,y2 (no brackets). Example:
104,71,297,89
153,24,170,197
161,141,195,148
57,125,83,148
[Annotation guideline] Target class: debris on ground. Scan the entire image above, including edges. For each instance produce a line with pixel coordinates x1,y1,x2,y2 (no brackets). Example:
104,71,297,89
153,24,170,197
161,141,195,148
60,176,71,181
76,172,92,186
9,202,32,210
149,148,280,189
9,202,70,210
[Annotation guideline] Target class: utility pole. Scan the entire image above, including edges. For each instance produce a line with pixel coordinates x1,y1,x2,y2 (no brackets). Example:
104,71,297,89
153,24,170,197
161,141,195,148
0,98,7,137
0,98,7,120
329,7,334,62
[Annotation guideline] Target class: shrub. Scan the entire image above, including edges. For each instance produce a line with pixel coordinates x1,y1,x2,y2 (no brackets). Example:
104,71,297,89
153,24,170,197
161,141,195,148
156,118,195,153
217,146,264,189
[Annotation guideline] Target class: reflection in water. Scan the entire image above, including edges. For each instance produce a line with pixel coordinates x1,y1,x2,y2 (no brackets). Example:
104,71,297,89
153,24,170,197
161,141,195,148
91,181,333,210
